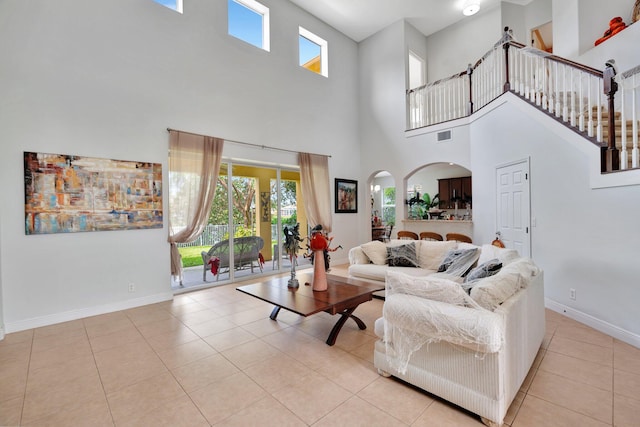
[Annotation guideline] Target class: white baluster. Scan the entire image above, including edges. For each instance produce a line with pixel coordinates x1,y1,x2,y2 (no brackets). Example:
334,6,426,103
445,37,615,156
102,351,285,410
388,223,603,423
621,86,627,169
555,62,561,117
596,81,603,143
578,72,585,132
519,50,525,95
563,64,569,122
632,76,638,168
547,58,554,113
529,53,534,101
587,75,594,137
533,56,541,107
524,54,529,99
570,68,576,126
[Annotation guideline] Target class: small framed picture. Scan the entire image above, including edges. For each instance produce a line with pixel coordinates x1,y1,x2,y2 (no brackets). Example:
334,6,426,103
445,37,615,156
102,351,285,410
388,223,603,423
335,178,358,213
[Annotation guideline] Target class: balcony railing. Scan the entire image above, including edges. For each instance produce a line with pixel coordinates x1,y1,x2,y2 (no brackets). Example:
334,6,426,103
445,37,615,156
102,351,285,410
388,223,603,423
407,27,639,172
619,64,640,169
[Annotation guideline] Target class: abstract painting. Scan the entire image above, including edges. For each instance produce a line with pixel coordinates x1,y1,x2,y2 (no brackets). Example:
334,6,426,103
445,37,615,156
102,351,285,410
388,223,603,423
24,152,163,234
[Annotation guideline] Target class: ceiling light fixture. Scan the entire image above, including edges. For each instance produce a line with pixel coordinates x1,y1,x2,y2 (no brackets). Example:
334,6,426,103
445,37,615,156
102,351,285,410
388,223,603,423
462,0,480,16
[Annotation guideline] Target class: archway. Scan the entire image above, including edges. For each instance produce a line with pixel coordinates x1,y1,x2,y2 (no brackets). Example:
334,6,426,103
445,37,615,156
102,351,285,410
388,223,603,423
405,162,472,220
368,170,395,240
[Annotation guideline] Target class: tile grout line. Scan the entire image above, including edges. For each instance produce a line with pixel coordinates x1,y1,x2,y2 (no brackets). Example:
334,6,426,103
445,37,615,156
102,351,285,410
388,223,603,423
86,316,125,427
18,331,35,427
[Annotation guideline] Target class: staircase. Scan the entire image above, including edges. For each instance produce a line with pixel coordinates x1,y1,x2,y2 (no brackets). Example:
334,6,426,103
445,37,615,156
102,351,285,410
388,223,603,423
406,28,640,173
592,109,640,170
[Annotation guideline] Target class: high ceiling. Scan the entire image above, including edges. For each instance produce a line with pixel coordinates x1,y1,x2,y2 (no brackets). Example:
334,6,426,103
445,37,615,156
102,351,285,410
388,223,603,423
288,0,533,42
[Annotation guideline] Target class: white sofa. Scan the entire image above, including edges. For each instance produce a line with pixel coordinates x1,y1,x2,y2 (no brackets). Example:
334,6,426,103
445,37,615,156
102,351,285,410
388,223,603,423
349,240,545,427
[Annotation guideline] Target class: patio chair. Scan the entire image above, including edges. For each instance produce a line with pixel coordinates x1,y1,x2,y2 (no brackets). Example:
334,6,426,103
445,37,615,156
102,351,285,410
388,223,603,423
201,236,264,281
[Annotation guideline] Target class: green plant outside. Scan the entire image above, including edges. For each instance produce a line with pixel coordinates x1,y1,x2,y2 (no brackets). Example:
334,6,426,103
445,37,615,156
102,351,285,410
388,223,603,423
178,246,208,268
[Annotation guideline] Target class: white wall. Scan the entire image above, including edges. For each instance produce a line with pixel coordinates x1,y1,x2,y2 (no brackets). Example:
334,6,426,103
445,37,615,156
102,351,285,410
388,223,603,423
503,0,552,47
470,94,640,338
358,20,472,239
525,0,553,36
576,18,640,75
425,6,502,82
404,22,428,87
578,0,633,56
0,0,359,331
502,1,527,43
553,0,640,72
356,1,640,344
0,211,3,340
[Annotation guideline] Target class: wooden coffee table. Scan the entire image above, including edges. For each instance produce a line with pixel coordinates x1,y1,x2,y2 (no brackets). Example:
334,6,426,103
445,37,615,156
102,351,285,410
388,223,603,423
236,272,384,346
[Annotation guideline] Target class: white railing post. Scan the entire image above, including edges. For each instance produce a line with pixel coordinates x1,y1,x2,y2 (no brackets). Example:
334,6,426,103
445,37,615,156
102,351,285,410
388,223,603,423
587,75,594,137
555,62,562,117
579,71,585,132
570,68,576,126
621,86,627,169
623,70,640,168
597,85,603,143
563,64,569,122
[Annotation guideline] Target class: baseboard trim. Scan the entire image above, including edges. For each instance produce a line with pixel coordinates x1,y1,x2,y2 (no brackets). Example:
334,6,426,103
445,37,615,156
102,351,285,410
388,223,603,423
545,298,640,348
4,292,174,334
0,325,5,341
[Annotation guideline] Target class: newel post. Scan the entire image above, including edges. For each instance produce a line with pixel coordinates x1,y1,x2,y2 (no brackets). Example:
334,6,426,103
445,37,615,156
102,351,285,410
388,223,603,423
603,60,620,171
467,64,474,115
502,27,512,92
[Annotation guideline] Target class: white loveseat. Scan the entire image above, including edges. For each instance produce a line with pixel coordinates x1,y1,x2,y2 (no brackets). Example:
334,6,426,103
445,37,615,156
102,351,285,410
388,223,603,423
348,240,545,427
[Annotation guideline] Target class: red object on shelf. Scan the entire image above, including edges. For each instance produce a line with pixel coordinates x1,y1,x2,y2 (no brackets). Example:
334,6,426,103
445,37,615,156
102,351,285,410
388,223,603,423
595,16,626,46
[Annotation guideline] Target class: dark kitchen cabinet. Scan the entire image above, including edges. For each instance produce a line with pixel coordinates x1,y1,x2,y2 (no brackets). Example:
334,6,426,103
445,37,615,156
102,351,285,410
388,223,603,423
438,176,472,209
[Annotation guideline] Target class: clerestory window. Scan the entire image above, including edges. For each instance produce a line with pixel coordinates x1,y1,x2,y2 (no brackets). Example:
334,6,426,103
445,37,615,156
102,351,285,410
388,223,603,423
299,27,328,77
153,0,183,13
228,0,270,51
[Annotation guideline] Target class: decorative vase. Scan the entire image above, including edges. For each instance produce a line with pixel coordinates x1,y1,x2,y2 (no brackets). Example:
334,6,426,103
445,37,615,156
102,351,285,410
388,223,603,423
288,255,299,288
312,250,327,291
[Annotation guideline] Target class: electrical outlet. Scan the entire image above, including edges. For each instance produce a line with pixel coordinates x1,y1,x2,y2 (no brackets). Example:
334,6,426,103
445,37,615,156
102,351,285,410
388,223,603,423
569,288,576,300
128,283,135,293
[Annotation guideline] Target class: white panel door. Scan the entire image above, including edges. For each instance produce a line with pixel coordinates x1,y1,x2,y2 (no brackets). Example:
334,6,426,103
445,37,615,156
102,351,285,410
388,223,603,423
496,160,530,257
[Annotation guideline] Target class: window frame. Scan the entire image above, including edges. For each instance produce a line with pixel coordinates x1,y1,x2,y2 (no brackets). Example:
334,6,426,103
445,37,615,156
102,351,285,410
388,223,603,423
153,0,183,13
228,0,271,52
299,26,328,78
408,50,425,90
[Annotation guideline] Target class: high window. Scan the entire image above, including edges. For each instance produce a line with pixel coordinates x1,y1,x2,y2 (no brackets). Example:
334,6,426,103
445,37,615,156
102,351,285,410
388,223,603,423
153,0,183,13
299,27,328,77
408,50,425,89
228,0,270,51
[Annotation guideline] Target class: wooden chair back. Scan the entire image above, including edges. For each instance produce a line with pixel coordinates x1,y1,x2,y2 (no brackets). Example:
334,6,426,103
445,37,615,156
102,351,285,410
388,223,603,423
419,231,443,241
445,233,472,243
397,230,419,240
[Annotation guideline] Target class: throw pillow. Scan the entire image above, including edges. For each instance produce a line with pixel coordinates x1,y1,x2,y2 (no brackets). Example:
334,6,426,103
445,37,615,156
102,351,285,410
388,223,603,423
464,258,503,283
387,242,419,267
385,270,473,306
500,258,540,280
360,240,388,265
437,248,480,276
417,240,457,269
477,244,519,266
457,242,480,252
470,271,523,311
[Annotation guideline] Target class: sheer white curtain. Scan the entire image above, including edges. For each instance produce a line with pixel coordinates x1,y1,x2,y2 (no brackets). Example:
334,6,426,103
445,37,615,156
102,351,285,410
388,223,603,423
299,152,332,232
168,131,224,281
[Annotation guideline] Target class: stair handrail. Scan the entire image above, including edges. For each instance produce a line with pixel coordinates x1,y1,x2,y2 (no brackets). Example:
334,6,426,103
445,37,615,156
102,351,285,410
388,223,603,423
406,27,632,172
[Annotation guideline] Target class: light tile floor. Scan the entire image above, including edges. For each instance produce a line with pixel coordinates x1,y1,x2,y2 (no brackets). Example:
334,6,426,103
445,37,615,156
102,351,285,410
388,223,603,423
1,265,639,426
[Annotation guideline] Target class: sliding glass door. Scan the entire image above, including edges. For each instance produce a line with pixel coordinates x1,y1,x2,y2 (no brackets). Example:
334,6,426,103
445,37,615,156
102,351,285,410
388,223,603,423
173,161,308,290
